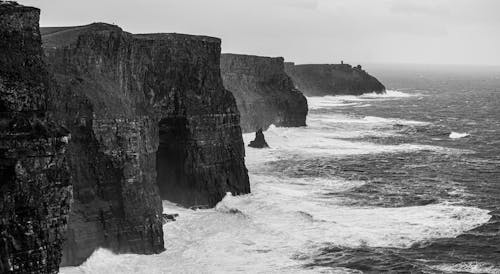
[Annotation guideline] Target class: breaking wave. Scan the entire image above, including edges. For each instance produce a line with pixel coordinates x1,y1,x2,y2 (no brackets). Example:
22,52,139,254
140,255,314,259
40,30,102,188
432,262,500,274
307,90,419,110
61,90,493,273
449,131,470,139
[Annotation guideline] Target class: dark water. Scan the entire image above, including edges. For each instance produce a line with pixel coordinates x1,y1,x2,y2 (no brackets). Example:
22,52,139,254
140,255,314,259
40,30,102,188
298,64,500,273
61,65,500,273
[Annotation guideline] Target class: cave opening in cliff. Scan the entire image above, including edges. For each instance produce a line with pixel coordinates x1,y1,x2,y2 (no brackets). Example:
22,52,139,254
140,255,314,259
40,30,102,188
156,116,195,207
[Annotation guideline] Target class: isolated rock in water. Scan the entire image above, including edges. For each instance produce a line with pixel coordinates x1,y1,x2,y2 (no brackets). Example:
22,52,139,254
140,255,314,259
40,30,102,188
42,23,250,266
221,54,308,133
285,62,386,96
0,2,72,272
248,129,269,148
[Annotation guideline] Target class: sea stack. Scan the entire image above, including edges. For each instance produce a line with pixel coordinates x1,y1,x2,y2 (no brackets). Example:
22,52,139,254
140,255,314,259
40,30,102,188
285,62,386,96
248,129,269,148
221,54,308,133
0,2,72,272
41,23,250,266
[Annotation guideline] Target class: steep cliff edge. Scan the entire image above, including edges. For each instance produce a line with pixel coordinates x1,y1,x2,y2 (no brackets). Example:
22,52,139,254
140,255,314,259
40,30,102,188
0,2,71,273
221,54,307,133
42,24,250,266
285,63,386,96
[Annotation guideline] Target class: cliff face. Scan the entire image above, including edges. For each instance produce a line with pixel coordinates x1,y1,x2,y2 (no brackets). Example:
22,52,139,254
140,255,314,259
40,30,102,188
0,2,71,273
221,54,308,133
284,63,386,96
42,24,250,266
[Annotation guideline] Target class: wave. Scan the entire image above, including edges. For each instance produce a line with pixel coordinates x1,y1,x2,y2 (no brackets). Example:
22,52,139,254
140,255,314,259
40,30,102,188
243,124,463,168
362,115,429,126
61,94,489,273
359,89,416,98
307,96,359,110
215,192,247,216
449,132,470,139
432,262,500,274
60,172,492,273
307,90,418,110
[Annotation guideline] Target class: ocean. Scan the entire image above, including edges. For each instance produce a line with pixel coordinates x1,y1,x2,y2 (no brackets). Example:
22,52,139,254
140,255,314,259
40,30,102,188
62,64,500,274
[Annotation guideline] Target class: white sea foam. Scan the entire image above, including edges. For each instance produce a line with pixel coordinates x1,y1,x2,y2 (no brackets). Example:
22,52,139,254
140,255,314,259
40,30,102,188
307,90,418,110
60,95,489,274
432,262,500,274
449,132,470,139
359,89,416,99
307,96,359,110
243,122,459,168
61,175,491,274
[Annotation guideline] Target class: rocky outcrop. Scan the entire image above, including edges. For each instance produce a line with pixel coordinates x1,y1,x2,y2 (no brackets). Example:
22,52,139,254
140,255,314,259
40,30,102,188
41,23,250,266
248,129,269,148
0,2,72,273
284,62,386,96
221,54,308,133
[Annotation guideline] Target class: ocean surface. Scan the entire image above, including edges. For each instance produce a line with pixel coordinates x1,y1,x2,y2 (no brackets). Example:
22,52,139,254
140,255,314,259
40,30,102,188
62,64,500,274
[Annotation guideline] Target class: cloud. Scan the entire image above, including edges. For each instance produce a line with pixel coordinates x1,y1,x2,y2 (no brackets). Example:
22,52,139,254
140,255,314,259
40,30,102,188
22,0,500,65
281,0,319,10
390,1,447,16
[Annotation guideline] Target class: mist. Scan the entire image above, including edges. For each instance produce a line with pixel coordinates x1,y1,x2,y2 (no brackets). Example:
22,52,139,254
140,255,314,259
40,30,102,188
24,0,500,66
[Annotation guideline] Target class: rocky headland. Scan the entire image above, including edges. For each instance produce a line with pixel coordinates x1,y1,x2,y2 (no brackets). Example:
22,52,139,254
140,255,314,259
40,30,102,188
285,62,386,96
41,23,251,266
221,54,308,133
1,1,251,271
0,2,72,273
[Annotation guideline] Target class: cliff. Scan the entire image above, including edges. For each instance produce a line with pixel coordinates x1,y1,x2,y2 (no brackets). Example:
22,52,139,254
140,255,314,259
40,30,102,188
284,62,386,96
221,54,308,133
0,2,72,273
41,24,250,266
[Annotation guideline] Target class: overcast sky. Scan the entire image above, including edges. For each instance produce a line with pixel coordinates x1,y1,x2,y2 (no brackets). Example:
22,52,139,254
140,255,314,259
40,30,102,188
24,0,500,66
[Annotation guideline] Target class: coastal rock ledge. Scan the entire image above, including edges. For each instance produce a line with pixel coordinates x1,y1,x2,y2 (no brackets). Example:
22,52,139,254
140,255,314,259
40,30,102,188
41,23,250,266
285,62,386,96
221,54,308,133
1,1,251,271
0,2,71,273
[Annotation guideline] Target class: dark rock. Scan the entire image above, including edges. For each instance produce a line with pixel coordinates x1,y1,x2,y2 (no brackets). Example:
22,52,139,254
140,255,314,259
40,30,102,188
0,2,72,273
221,54,308,133
161,214,179,224
248,129,269,148
284,62,386,96
41,23,250,266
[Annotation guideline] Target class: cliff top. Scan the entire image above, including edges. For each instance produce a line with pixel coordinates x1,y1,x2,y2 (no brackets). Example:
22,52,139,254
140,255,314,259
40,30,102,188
221,53,287,78
134,33,220,43
41,23,121,36
41,23,123,48
0,1,38,13
222,53,284,63
290,63,355,69
288,63,366,75
285,62,386,95
41,22,221,49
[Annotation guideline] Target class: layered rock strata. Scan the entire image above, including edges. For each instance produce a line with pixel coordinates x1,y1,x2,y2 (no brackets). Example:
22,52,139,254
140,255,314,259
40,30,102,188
41,24,250,266
0,2,71,273
284,62,386,96
221,54,308,133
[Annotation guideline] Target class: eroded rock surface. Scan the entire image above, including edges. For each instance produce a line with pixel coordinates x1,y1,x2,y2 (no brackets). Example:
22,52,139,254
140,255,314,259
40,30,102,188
248,129,269,149
0,2,71,273
221,54,308,133
285,62,386,96
41,23,250,266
